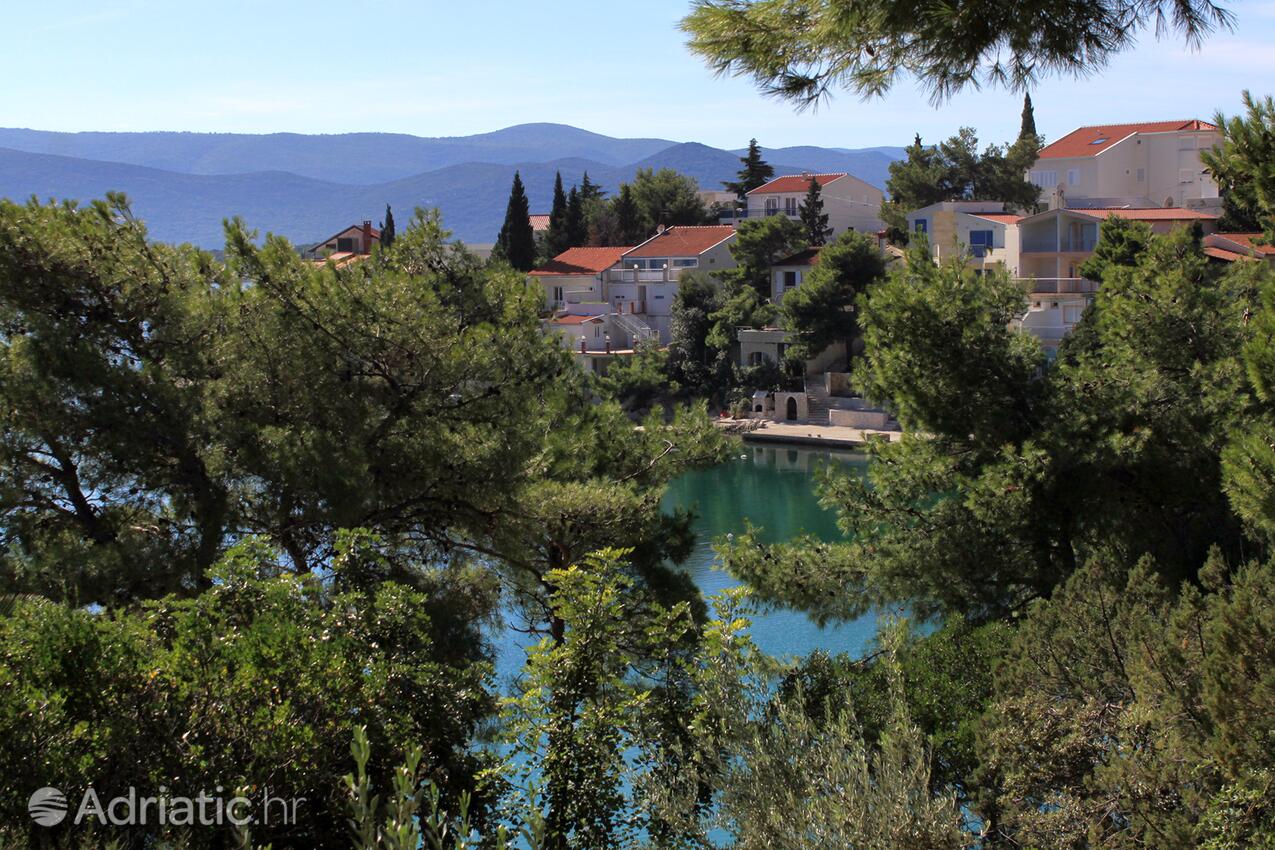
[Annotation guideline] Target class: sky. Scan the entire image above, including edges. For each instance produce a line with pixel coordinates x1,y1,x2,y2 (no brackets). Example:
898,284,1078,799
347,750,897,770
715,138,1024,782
4,0,1274,150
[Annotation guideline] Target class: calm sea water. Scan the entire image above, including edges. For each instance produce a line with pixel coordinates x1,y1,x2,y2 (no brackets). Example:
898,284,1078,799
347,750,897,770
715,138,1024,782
493,444,881,684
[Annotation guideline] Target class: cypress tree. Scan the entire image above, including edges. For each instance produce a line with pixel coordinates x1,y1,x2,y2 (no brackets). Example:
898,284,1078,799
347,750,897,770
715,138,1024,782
614,184,642,246
495,171,536,272
1019,93,1038,141
724,138,775,203
566,186,586,248
546,172,570,257
379,204,395,249
799,178,832,245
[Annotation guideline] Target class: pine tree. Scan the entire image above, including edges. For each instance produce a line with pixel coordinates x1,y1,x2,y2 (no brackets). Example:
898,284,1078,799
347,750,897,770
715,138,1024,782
580,171,605,203
495,171,536,272
1019,93,1038,141
546,172,570,257
379,204,395,249
724,139,775,203
566,186,586,248
799,177,832,245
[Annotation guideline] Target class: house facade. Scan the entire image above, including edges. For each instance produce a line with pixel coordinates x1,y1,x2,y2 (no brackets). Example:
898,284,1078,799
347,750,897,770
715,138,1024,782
1026,120,1222,212
905,202,1023,272
527,246,632,312
303,220,380,265
745,173,885,235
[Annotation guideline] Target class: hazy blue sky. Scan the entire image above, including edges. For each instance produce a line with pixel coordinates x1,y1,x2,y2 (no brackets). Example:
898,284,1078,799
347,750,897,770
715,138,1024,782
5,0,1273,149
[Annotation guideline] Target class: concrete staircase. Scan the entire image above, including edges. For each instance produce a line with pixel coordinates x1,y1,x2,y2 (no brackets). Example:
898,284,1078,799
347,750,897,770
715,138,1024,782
804,381,834,425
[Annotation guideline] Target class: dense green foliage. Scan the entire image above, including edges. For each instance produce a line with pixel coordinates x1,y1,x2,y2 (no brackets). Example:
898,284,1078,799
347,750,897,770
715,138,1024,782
880,128,1040,242
780,229,886,368
1202,90,1275,238
682,0,1232,103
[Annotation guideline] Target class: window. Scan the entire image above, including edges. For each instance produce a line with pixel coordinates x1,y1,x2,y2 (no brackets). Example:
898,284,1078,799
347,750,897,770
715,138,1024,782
1031,170,1058,188
784,197,798,216
336,237,357,252
1067,168,1080,186
1136,168,1146,183
765,197,779,214
749,352,764,367
914,219,928,234
672,258,698,267
552,286,564,303
783,270,798,288
593,324,602,338
969,229,994,258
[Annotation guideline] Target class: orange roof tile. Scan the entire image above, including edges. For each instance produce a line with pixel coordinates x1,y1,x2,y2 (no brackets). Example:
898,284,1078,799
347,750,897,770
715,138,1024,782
529,214,551,232
551,314,605,325
529,246,632,276
1074,207,1218,221
622,225,736,259
1214,233,1275,256
774,247,822,266
969,213,1022,225
748,173,847,195
1204,247,1253,262
1037,120,1218,159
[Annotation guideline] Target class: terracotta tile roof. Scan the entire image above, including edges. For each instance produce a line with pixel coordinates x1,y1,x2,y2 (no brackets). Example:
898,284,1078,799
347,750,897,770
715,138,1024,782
529,214,551,232
622,225,736,259
551,314,604,325
774,247,822,266
1074,207,1218,221
969,213,1023,225
1213,233,1275,256
529,246,632,276
1037,120,1218,159
309,251,368,269
1204,246,1253,262
748,173,847,195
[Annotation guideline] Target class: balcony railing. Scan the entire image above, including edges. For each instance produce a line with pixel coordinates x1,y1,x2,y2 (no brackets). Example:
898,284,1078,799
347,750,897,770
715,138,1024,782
1021,277,1099,295
605,268,688,283
1021,236,1099,253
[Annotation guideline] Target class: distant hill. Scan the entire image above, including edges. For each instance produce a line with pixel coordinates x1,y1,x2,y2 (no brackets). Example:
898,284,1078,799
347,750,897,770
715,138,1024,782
0,124,905,247
0,124,680,184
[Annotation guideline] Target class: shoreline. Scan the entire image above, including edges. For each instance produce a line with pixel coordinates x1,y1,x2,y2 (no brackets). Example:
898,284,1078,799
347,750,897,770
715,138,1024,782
718,419,902,449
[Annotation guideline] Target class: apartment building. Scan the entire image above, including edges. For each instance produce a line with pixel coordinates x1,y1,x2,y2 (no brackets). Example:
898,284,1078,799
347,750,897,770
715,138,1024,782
1026,120,1222,212
744,173,885,235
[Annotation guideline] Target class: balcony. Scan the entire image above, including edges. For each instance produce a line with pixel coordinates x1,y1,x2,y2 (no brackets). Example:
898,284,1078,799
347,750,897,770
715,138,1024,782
1020,277,1099,295
605,267,688,283
1021,235,1099,253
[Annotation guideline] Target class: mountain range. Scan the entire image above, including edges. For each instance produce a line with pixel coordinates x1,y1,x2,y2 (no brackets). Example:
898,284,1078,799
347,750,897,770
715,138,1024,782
0,124,905,247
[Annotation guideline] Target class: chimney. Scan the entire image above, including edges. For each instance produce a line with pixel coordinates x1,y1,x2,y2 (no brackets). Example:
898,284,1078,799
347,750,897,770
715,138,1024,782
362,220,373,252
656,223,666,234
1049,186,1067,211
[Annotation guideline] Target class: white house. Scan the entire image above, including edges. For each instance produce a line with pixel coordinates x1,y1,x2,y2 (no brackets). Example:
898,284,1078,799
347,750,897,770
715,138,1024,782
905,202,1023,273
608,225,738,342
1027,120,1222,212
745,173,885,235
528,246,632,312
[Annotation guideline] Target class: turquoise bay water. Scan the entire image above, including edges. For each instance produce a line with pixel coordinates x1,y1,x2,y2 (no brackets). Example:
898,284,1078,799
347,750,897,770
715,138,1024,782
493,444,880,683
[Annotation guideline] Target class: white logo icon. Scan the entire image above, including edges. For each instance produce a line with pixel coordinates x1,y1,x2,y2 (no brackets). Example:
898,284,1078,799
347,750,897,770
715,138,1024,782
29,787,68,826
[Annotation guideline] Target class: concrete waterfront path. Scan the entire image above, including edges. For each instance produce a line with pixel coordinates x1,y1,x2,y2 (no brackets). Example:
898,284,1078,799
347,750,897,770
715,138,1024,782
718,418,902,449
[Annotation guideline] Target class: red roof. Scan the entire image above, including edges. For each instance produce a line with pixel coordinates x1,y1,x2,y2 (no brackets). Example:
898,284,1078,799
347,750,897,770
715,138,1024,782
774,247,822,267
529,246,632,276
969,213,1022,225
1204,246,1253,263
1212,233,1275,256
551,314,604,325
1077,207,1217,221
529,214,551,232
622,225,736,259
747,173,847,195
1038,120,1218,159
